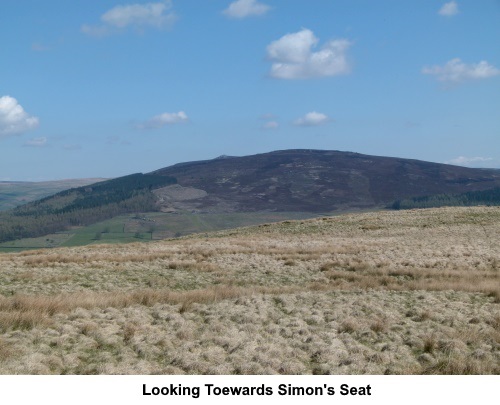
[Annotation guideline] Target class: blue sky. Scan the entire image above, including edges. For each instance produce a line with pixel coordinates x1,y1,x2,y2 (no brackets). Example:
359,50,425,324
1,0,499,181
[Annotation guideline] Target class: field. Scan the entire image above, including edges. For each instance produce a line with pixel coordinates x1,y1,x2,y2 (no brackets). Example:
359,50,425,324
0,206,498,374
0,211,320,252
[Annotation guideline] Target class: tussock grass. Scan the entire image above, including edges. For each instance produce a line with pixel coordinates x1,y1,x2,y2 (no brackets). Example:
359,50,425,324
339,318,360,334
0,206,499,374
0,285,303,331
0,310,53,331
0,337,15,361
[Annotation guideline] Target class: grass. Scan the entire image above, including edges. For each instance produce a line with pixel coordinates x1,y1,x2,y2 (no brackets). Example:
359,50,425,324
0,206,499,374
0,211,321,251
0,233,75,252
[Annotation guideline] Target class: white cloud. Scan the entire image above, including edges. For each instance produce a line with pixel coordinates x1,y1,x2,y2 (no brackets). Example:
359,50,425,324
422,58,500,84
23,137,47,147
102,1,175,28
223,0,271,19
0,96,39,138
445,156,493,167
293,112,331,127
267,29,317,64
439,1,459,17
262,121,279,129
138,111,189,129
266,29,352,79
82,0,177,36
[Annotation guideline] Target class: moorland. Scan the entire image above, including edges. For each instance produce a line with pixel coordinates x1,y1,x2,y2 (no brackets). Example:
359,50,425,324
0,206,498,374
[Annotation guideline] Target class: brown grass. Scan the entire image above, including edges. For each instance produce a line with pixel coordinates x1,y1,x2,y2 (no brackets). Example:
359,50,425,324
0,206,499,374
0,285,304,331
0,337,15,361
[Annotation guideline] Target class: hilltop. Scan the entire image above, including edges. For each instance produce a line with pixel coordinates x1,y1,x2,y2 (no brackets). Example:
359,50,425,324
152,149,500,212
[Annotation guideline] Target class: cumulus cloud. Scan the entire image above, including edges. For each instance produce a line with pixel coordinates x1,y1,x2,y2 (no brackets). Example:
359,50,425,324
0,96,39,138
23,137,48,147
422,58,500,84
266,29,352,79
439,1,459,16
223,0,271,19
445,156,493,167
82,0,177,36
293,112,331,127
138,111,189,129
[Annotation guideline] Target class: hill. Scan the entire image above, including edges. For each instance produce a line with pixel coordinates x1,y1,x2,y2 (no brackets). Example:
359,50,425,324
0,206,498,374
152,149,500,212
0,178,106,211
0,173,176,243
2,149,500,245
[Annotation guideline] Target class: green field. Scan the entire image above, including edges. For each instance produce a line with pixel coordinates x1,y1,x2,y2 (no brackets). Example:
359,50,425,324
0,211,321,252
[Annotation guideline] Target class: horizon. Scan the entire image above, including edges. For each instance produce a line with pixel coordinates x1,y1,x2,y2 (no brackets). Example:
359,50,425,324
1,1,499,181
2,147,500,183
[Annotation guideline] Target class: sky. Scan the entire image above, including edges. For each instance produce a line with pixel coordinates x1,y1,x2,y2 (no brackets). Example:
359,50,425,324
1,0,499,181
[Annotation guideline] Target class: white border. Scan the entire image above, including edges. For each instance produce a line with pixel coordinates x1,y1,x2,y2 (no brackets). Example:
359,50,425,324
1,375,498,405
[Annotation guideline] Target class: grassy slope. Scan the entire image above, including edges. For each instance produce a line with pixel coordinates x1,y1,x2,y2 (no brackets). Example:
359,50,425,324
0,173,177,243
0,206,498,374
0,211,321,252
0,179,106,211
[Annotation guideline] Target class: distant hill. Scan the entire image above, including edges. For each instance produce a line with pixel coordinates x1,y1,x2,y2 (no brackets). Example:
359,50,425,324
152,149,500,212
2,149,500,244
0,174,176,242
0,178,106,211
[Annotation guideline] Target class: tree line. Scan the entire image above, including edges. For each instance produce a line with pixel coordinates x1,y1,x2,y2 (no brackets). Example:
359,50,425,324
390,187,500,210
0,173,176,243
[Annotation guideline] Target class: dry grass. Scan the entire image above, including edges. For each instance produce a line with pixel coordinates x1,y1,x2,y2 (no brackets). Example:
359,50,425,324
0,206,499,374
0,285,301,331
